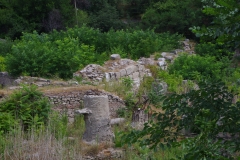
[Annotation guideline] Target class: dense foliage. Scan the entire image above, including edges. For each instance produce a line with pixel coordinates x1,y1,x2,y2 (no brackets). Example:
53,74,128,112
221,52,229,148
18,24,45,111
5,31,101,78
141,0,209,37
0,85,51,133
191,0,240,51
4,26,181,78
0,0,209,39
122,81,240,159
0,0,75,39
168,54,230,81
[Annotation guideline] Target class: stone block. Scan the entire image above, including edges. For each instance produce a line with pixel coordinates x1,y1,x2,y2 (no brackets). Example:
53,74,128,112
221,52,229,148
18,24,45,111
132,72,139,79
125,65,137,75
161,52,167,57
158,58,165,62
110,54,121,60
139,71,146,78
120,69,127,77
138,65,145,71
109,72,116,80
105,73,110,82
115,72,120,79
158,61,165,66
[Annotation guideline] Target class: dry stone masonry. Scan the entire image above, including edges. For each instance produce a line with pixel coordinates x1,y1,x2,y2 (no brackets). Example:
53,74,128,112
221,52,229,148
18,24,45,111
45,89,125,123
74,57,152,88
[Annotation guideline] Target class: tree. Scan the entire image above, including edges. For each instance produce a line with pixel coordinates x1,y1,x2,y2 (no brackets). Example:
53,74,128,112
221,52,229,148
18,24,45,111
0,0,74,39
141,0,208,37
89,4,124,32
191,0,240,57
122,81,240,159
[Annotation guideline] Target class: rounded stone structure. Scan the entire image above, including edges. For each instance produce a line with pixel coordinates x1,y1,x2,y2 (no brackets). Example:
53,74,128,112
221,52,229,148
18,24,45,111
82,95,114,144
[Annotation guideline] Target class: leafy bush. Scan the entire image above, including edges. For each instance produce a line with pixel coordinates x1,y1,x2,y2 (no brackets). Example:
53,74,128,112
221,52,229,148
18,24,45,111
6,26,181,78
141,0,208,37
89,4,124,32
0,39,13,56
158,70,183,93
168,54,230,80
0,56,5,71
195,42,234,60
51,26,181,59
6,31,99,79
122,81,240,159
0,85,51,132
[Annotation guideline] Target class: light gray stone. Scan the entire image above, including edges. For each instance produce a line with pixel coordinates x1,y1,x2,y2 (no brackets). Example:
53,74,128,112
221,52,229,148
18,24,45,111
161,52,167,57
82,95,114,144
110,118,125,125
173,49,184,54
132,72,139,79
105,73,110,82
158,61,165,66
125,65,137,75
158,58,165,62
75,108,92,115
165,55,174,61
120,69,127,77
109,72,116,80
115,72,120,79
110,54,121,60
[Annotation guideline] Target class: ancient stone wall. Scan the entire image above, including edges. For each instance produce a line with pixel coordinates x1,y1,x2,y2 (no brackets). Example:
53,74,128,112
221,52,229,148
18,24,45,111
44,89,125,123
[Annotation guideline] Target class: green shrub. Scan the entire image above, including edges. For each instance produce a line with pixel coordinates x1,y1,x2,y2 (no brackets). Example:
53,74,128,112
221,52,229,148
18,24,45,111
6,26,181,78
122,81,240,159
0,39,13,57
168,54,230,80
52,26,181,59
158,70,183,93
0,56,5,71
6,31,99,79
195,42,234,60
0,85,51,132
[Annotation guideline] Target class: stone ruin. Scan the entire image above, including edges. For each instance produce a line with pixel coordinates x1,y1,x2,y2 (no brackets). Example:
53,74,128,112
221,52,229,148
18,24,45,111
45,89,125,123
75,95,114,144
74,58,152,89
73,39,194,88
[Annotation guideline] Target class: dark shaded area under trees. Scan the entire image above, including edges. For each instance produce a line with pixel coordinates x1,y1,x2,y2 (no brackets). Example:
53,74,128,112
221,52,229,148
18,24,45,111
0,0,209,39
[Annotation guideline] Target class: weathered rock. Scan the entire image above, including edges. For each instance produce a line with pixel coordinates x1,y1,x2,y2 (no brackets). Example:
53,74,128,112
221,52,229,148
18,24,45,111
158,61,165,67
110,54,121,60
161,52,167,57
75,108,92,115
132,108,148,130
165,55,174,61
110,118,125,125
173,49,184,54
74,64,105,81
137,57,155,65
82,95,114,144
120,69,127,77
0,72,14,87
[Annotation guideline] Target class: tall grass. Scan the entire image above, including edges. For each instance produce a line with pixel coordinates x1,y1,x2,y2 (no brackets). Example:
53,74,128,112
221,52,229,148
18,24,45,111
0,112,85,160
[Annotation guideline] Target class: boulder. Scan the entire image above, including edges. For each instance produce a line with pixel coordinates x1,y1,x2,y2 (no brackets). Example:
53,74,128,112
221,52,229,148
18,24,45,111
110,54,121,60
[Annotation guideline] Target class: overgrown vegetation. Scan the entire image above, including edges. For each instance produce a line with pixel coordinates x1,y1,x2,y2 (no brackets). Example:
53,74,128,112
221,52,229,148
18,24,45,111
0,0,240,159
2,26,181,79
0,85,51,132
